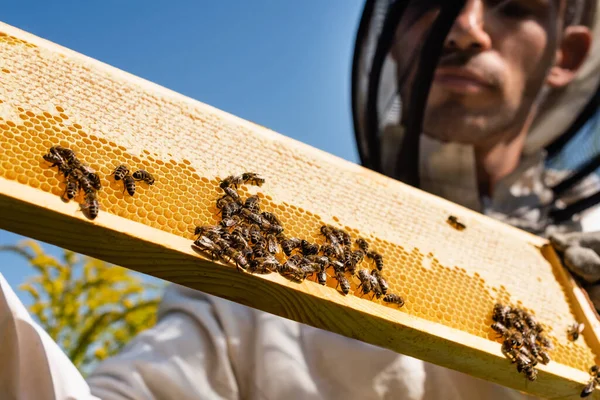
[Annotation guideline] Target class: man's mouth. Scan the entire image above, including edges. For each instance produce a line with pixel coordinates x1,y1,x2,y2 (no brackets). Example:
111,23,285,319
433,67,494,94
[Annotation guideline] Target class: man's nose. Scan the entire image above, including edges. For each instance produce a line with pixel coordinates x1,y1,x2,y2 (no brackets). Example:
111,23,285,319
445,0,492,51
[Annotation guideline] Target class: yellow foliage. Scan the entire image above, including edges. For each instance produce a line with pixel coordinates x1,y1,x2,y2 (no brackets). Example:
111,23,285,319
1,240,164,375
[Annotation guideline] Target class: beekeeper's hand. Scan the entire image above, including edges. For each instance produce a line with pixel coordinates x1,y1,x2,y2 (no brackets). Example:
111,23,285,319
550,231,600,310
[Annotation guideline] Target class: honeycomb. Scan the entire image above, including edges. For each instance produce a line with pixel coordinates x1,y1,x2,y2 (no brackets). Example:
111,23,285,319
0,21,598,381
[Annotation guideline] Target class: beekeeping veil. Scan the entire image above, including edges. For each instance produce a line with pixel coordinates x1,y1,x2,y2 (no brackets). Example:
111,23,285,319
352,0,600,220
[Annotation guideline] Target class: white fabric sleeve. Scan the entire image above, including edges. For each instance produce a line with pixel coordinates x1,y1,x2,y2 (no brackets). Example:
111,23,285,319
0,273,99,400
87,285,242,400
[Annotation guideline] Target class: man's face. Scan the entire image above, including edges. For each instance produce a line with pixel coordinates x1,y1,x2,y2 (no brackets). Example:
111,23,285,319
396,0,564,145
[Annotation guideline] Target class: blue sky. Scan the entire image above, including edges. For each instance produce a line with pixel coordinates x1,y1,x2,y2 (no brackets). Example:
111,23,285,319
0,1,365,303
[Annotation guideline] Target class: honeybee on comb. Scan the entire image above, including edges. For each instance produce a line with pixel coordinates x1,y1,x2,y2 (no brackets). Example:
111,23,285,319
568,322,585,341
122,174,136,196
447,215,466,231
133,169,155,185
80,191,99,220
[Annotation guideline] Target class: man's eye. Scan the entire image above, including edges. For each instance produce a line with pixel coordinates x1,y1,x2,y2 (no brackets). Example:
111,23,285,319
499,3,533,18
493,1,533,18
488,0,534,19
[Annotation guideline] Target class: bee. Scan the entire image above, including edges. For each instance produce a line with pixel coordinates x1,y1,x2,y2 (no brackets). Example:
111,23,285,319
280,254,303,280
50,146,78,165
266,234,279,254
371,278,384,299
266,223,283,235
505,331,524,349
358,269,377,295
80,191,99,220
320,244,338,258
528,335,540,358
518,346,535,363
221,215,242,228
351,250,365,265
221,200,242,220
242,172,265,186
317,270,327,285
241,208,264,225
447,215,466,231
343,251,359,275
355,238,369,253
78,173,97,195
568,322,585,341
335,271,350,295
298,261,319,281
230,231,250,252
282,237,302,256
591,365,599,377
85,171,102,191
511,350,531,370
320,225,343,257
371,269,388,295
244,195,260,213
367,251,384,271
132,170,154,185
111,164,129,181
334,228,351,247
306,255,330,271
49,145,70,155
249,256,280,274
383,293,405,307
356,269,373,295
505,312,524,331
193,225,221,236
221,186,241,203
63,175,80,200
537,336,553,350
193,235,223,260
261,212,282,227
491,322,508,337
231,223,250,240
224,248,248,272
122,174,136,196
252,242,270,259
522,364,537,382
43,151,64,167
523,314,538,331
501,340,515,360
493,303,510,322
249,224,263,244
331,260,345,274
538,349,551,365
301,240,319,256
220,174,244,189
581,379,597,398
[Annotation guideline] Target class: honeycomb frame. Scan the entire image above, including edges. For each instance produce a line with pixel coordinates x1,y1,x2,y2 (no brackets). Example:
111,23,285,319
0,21,599,398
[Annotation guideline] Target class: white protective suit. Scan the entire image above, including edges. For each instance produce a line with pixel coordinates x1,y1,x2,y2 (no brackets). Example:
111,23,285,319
2,1,600,399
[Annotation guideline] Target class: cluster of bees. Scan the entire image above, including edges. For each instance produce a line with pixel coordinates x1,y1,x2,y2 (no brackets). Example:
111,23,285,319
43,146,155,219
43,145,101,219
191,172,404,306
491,303,553,382
110,164,155,196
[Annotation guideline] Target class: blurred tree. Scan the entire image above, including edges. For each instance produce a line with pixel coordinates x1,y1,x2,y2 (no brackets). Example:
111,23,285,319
0,240,163,375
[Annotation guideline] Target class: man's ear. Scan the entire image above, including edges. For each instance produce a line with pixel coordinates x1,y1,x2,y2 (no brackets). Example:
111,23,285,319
547,25,592,88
